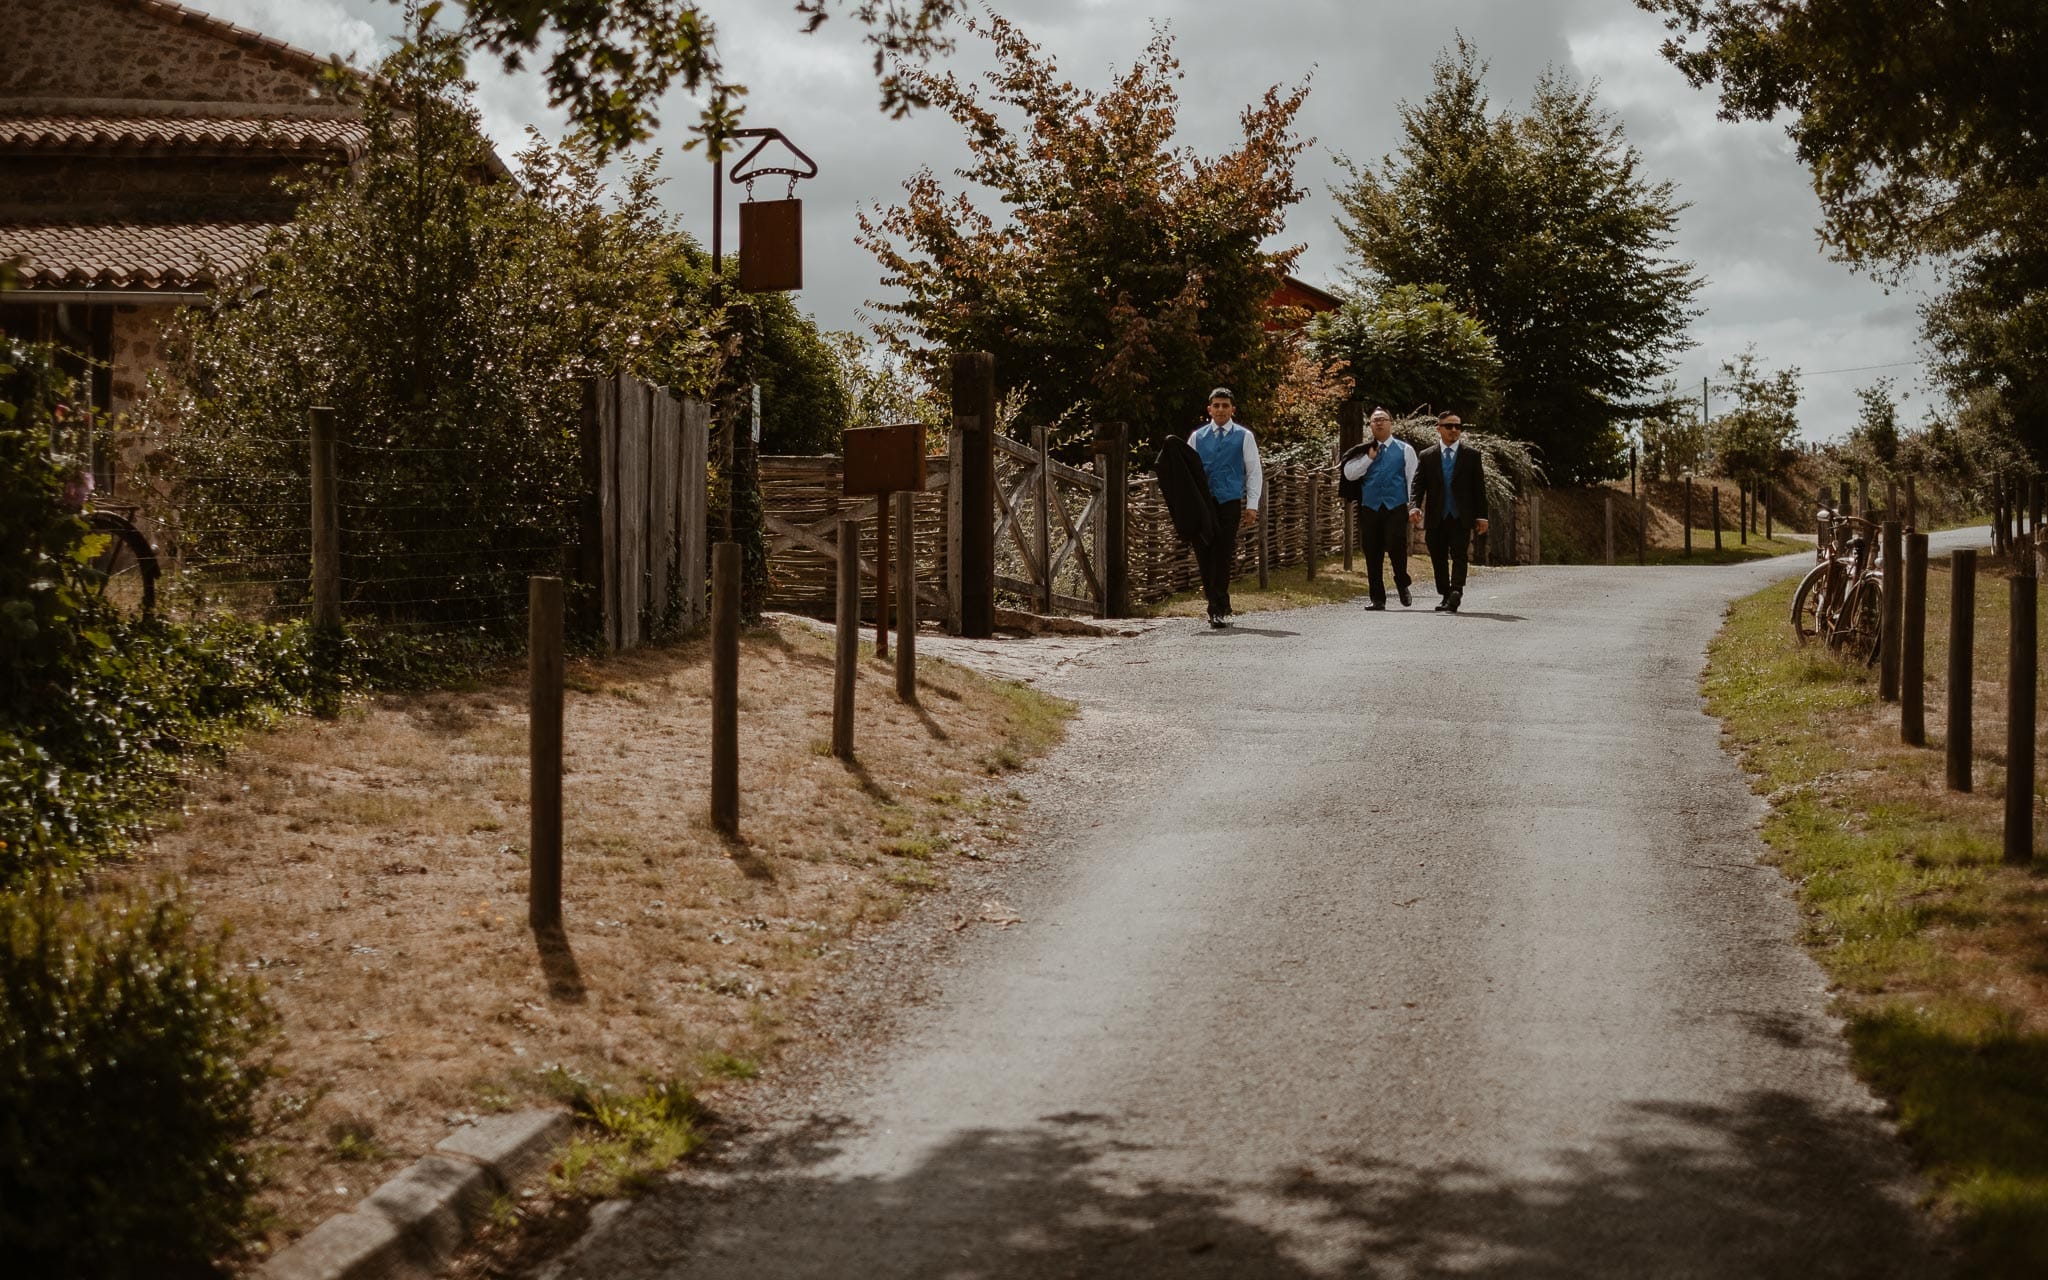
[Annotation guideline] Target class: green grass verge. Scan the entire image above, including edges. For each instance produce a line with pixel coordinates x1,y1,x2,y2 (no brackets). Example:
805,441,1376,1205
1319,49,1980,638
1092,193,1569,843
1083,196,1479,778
1644,530,1810,565
1703,562,2048,1274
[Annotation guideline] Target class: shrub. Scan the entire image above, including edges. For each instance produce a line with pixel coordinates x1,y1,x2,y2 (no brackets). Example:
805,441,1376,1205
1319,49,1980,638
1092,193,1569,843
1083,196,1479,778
0,884,276,1276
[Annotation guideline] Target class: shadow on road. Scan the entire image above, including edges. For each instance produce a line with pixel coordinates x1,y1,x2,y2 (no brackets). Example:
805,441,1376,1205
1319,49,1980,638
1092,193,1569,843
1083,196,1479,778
558,1090,1937,1278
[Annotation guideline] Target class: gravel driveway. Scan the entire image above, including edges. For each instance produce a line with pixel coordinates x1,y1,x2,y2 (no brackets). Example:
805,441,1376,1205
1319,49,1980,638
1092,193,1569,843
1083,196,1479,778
543,546,1971,1279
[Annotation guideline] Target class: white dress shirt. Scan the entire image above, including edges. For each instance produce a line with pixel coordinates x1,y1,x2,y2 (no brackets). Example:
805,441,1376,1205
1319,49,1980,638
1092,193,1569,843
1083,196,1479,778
1341,435,1420,507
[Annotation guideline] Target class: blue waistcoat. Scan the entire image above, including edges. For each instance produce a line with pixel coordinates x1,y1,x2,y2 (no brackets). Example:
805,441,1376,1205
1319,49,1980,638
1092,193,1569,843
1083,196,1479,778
1441,447,1459,518
1360,441,1408,510
1195,425,1247,503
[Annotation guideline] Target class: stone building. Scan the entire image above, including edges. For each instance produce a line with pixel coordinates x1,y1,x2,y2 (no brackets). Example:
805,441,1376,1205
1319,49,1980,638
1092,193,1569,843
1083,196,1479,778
0,0,364,488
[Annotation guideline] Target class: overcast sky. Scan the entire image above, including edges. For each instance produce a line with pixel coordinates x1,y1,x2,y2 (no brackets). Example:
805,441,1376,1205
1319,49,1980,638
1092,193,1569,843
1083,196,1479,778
200,0,1937,442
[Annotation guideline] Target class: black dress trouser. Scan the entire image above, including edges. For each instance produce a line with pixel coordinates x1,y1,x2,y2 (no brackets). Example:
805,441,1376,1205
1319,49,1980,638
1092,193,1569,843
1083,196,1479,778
1197,499,1243,616
1357,504,1412,604
1426,515,1472,598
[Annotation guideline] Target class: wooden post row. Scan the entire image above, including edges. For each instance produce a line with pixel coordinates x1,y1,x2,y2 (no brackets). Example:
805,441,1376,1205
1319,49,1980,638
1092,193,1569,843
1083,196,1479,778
2009,562,2039,864
528,576,564,930
1901,532,1927,746
710,542,740,834
1947,549,1976,793
953,352,996,638
833,519,859,760
894,492,918,704
1879,520,1903,701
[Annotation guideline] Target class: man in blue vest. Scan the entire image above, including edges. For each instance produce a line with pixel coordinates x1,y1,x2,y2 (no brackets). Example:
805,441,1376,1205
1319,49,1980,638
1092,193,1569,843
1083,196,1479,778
1339,408,1420,609
1411,411,1489,613
1189,387,1263,627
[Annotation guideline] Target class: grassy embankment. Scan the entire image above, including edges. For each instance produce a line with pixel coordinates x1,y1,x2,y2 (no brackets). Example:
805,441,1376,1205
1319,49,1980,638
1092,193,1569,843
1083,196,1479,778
1703,548,2047,1272
112,620,1072,1259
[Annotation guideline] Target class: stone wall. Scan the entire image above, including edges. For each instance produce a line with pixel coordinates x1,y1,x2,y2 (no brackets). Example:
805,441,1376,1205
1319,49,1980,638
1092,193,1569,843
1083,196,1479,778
1,0,331,104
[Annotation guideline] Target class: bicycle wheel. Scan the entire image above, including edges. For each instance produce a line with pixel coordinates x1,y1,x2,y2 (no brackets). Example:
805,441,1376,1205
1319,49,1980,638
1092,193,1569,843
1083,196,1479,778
1790,562,1828,644
1834,575,1882,668
84,512,159,622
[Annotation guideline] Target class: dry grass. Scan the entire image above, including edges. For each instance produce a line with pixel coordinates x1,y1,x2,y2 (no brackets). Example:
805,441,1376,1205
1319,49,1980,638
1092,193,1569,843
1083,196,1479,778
105,621,1072,1254
1704,550,2048,1270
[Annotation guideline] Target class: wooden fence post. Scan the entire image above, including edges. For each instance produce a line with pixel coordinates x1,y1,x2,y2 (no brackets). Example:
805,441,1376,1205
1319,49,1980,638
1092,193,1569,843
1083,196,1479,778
833,518,859,761
2006,564,2038,864
1739,483,1750,545
1763,484,1773,542
1684,476,1693,557
945,429,964,633
1257,494,1269,590
1604,492,1614,565
1032,425,1054,612
895,492,917,704
710,542,740,834
1305,470,1319,582
952,352,996,638
1947,549,1977,792
875,491,891,659
1095,424,1130,617
528,576,564,930
1712,486,1722,551
1637,493,1647,565
309,406,341,629
1531,491,1542,566
1880,520,1903,701
1902,532,1928,745
1886,479,1898,524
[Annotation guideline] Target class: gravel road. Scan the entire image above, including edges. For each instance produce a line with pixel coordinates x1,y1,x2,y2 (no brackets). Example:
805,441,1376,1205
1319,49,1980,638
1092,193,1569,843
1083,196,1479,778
546,546,1973,1279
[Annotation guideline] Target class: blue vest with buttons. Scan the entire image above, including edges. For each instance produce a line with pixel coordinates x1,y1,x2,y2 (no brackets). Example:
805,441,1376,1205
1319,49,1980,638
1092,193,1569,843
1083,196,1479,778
1441,446,1459,518
1195,425,1247,504
1360,441,1408,510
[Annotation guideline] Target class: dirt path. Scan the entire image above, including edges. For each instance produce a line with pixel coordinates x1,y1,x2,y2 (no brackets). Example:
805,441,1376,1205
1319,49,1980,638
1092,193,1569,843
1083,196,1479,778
541,551,1970,1279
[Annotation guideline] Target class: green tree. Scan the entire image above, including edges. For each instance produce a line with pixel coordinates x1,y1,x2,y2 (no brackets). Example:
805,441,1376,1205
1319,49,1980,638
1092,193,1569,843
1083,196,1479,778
1710,349,1801,486
857,16,1310,459
443,0,964,152
1637,389,1710,482
1845,377,1903,478
1921,218,2048,465
1306,283,1500,421
150,28,691,627
1636,0,2047,271
1332,40,1704,484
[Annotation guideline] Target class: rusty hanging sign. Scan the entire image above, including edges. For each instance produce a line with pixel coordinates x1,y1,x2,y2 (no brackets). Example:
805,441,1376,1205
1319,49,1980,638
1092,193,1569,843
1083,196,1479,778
726,128,816,293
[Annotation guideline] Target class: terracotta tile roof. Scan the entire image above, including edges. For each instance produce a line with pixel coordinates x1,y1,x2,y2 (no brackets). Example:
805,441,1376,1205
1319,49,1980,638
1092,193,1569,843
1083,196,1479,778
0,111,367,159
0,221,276,292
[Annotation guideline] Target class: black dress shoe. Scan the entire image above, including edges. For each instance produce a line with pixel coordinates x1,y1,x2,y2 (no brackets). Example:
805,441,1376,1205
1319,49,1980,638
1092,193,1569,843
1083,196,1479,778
1207,614,1226,629
1365,600,1387,611
1398,585,1412,607
1433,598,1451,612
1446,590,1463,613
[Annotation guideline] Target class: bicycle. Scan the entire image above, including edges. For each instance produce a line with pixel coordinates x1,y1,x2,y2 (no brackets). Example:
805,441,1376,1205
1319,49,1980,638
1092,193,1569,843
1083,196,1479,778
74,489,160,622
1788,507,1882,665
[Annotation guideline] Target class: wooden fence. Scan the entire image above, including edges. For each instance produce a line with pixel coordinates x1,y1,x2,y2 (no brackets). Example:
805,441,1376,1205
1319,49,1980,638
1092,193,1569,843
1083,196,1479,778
761,453,953,621
761,440,1536,621
577,374,710,650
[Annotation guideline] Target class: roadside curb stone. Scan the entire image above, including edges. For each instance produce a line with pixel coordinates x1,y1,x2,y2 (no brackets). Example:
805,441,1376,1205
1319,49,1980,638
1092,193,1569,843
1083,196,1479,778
259,1109,570,1280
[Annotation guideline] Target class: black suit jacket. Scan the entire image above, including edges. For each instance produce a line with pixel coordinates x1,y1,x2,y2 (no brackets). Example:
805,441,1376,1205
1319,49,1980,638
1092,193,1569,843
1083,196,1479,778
1411,443,1487,532
1155,436,1221,549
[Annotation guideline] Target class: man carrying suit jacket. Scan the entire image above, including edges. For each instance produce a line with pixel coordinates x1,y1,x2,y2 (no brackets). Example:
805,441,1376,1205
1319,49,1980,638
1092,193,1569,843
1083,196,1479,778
1409,412,1488,613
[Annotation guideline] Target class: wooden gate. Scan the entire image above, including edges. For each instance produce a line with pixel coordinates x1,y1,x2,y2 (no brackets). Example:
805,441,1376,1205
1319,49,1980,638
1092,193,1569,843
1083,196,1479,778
992,426,1106,615
578,374,710,650
760,454,953,622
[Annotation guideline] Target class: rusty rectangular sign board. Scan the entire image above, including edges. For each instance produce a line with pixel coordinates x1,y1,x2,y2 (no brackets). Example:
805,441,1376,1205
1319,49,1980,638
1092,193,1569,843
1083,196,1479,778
843,424,927,496
739,198,803,292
